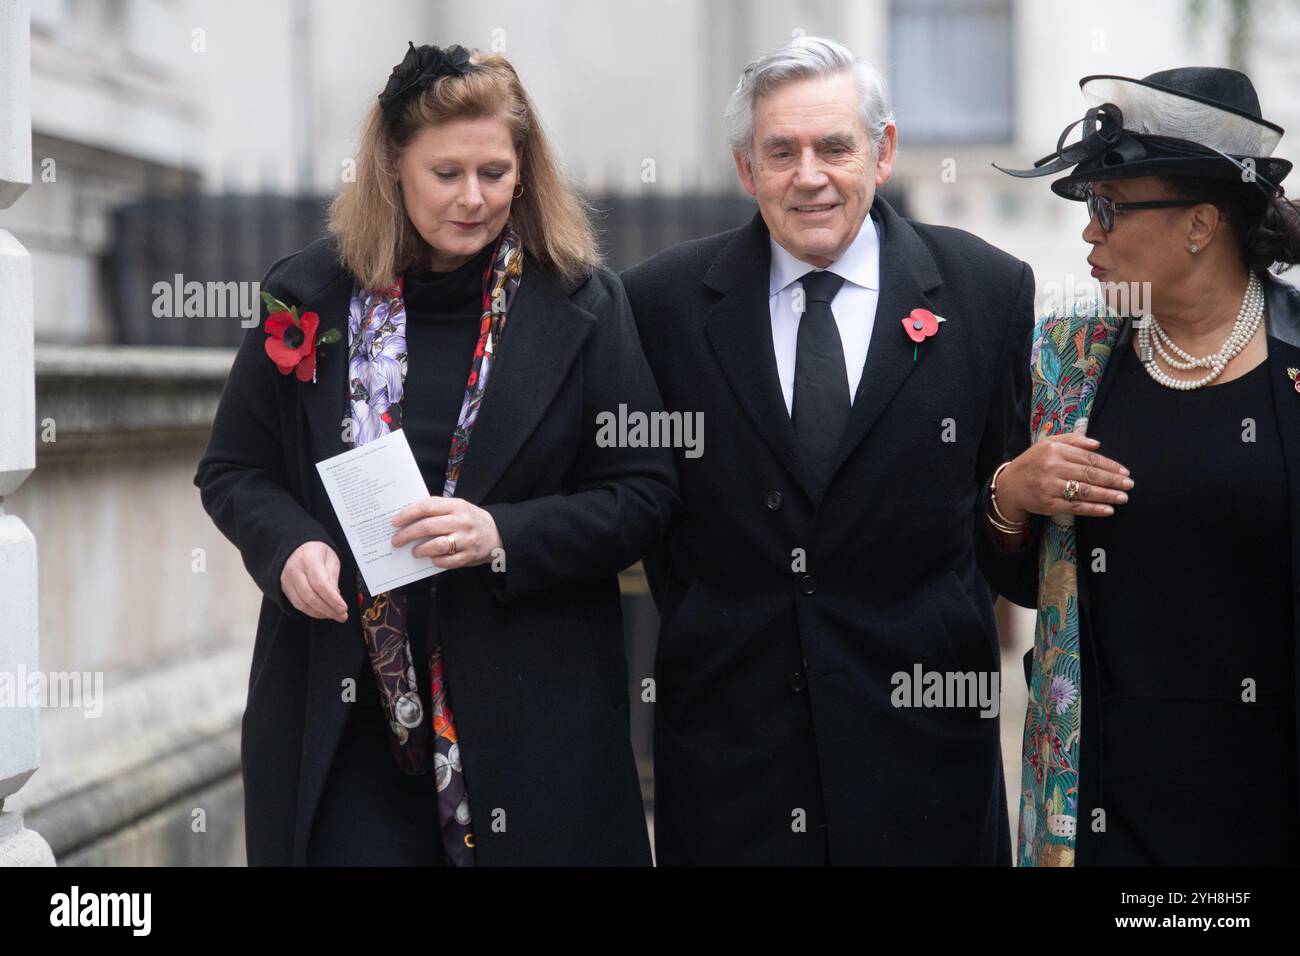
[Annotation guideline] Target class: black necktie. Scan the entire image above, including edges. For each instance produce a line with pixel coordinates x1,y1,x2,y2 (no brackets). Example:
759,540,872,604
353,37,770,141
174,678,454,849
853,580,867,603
792,269,849,495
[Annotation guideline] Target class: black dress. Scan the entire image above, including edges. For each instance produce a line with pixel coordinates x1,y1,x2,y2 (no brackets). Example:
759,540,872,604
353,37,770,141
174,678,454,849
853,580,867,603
306,245,490,865
1074,342,1300,865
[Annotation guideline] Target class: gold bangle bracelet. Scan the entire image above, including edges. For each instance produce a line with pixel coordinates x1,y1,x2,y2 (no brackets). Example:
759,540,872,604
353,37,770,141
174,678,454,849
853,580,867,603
989,461,1029,533
988,513,1028,535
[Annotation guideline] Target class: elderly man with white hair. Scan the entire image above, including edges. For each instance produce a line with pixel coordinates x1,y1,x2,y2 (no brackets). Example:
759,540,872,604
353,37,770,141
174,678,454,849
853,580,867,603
622,35,1036,865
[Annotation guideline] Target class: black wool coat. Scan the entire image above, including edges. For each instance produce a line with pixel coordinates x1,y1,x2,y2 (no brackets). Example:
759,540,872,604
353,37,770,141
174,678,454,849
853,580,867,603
194,236,677,865
621,197,1034,865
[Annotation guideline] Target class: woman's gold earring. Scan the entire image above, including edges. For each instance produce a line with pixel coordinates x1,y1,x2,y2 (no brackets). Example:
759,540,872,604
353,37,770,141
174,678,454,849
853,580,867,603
512,182,524,199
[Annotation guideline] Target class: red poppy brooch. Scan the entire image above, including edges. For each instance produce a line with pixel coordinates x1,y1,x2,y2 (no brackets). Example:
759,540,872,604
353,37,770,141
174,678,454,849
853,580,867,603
261,292,341,383
902,307,946,361
1289,367,1300,394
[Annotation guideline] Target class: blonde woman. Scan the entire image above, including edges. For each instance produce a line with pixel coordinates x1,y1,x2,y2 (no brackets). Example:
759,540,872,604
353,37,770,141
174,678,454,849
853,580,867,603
194,43,676,866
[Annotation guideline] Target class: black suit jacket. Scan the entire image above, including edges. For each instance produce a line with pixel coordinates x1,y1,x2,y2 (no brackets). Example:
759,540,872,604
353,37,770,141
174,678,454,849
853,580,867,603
194,236,676,865
621,197,1035,864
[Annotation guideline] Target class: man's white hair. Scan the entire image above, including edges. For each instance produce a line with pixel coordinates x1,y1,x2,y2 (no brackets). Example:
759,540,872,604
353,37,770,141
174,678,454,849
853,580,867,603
724,35,895,160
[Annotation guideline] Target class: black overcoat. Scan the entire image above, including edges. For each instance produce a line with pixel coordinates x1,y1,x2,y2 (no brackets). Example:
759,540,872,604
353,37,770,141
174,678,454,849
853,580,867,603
194,236,677,865
621,197,1034,864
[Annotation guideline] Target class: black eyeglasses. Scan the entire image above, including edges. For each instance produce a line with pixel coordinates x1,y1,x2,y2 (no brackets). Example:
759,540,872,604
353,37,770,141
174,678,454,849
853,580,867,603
1085,189,1205,233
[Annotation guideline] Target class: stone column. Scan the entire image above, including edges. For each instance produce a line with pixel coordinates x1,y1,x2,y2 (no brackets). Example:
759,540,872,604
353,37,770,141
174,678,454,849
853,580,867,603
0,0,55,867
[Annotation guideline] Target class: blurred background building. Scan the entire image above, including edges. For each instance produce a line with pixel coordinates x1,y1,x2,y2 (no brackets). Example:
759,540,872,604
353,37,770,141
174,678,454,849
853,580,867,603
2,0,1296,864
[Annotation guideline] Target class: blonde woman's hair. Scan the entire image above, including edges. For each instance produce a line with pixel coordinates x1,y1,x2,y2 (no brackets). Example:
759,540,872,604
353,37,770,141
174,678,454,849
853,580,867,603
329,49,599,290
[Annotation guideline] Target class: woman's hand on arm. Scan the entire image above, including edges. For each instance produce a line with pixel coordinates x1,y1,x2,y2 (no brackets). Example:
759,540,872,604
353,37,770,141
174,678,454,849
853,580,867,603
994,432,1134,525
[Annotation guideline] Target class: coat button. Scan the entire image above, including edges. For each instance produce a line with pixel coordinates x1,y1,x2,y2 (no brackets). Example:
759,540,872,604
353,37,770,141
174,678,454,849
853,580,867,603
765,490,784,511
787,671,807,692
799,575,817,596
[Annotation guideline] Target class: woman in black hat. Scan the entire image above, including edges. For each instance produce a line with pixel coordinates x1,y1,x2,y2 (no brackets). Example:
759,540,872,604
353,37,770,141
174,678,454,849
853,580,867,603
986,68,1300,866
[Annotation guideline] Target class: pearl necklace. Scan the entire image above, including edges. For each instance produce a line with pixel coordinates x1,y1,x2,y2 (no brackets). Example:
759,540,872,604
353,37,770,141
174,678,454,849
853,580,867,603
1136,272,1264,391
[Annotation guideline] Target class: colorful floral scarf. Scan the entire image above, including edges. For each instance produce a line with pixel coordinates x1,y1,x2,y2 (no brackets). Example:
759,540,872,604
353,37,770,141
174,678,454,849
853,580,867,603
345,223,523,867
1017,298,1124,867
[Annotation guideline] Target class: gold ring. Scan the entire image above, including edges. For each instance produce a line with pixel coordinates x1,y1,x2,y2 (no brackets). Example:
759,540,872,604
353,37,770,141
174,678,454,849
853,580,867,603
1063,479,1081,502
445,534,458,555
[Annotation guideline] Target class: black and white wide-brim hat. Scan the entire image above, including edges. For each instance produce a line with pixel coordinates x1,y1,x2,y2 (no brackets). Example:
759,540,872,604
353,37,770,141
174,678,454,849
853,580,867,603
997,67,1292,201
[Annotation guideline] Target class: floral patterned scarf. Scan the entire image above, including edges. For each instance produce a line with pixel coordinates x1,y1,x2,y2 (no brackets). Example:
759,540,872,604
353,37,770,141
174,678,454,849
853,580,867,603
1017,298,1124,867
345,223,523,867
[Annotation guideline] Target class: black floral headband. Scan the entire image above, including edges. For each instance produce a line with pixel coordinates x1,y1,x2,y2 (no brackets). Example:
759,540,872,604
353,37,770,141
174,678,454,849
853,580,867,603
377,42,473,125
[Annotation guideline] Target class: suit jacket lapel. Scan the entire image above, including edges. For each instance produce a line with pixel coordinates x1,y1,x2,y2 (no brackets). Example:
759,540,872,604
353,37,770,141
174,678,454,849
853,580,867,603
703,212,817,499
453,266,595,503
1262,277,1300,618
1269,337,1300,592
1256,276,1300,797
826,197,943,481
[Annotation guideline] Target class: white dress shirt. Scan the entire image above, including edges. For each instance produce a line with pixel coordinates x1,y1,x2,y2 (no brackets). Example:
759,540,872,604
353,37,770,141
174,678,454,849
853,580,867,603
768,216,882,415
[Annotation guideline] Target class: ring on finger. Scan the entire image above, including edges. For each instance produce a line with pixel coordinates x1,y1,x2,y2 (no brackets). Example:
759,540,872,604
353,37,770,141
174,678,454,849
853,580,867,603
442,533,458,556
1063,479,1081,502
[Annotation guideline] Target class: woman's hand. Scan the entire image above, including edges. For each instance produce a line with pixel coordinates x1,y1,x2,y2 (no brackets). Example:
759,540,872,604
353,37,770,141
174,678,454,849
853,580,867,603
281,541,350,622
390,496,503,570
996,433,1134,521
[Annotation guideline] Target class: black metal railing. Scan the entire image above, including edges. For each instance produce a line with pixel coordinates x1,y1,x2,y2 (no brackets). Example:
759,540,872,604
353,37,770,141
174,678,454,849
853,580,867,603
105,191,763,348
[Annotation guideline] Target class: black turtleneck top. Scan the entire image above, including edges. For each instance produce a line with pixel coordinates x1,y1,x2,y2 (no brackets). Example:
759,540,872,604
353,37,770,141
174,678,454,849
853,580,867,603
399,242,494,494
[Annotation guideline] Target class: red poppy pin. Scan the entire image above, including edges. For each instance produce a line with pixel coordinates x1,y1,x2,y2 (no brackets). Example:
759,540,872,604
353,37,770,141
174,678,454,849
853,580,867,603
1288,367,1300,394
261,291,341,383
902,307,946,361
